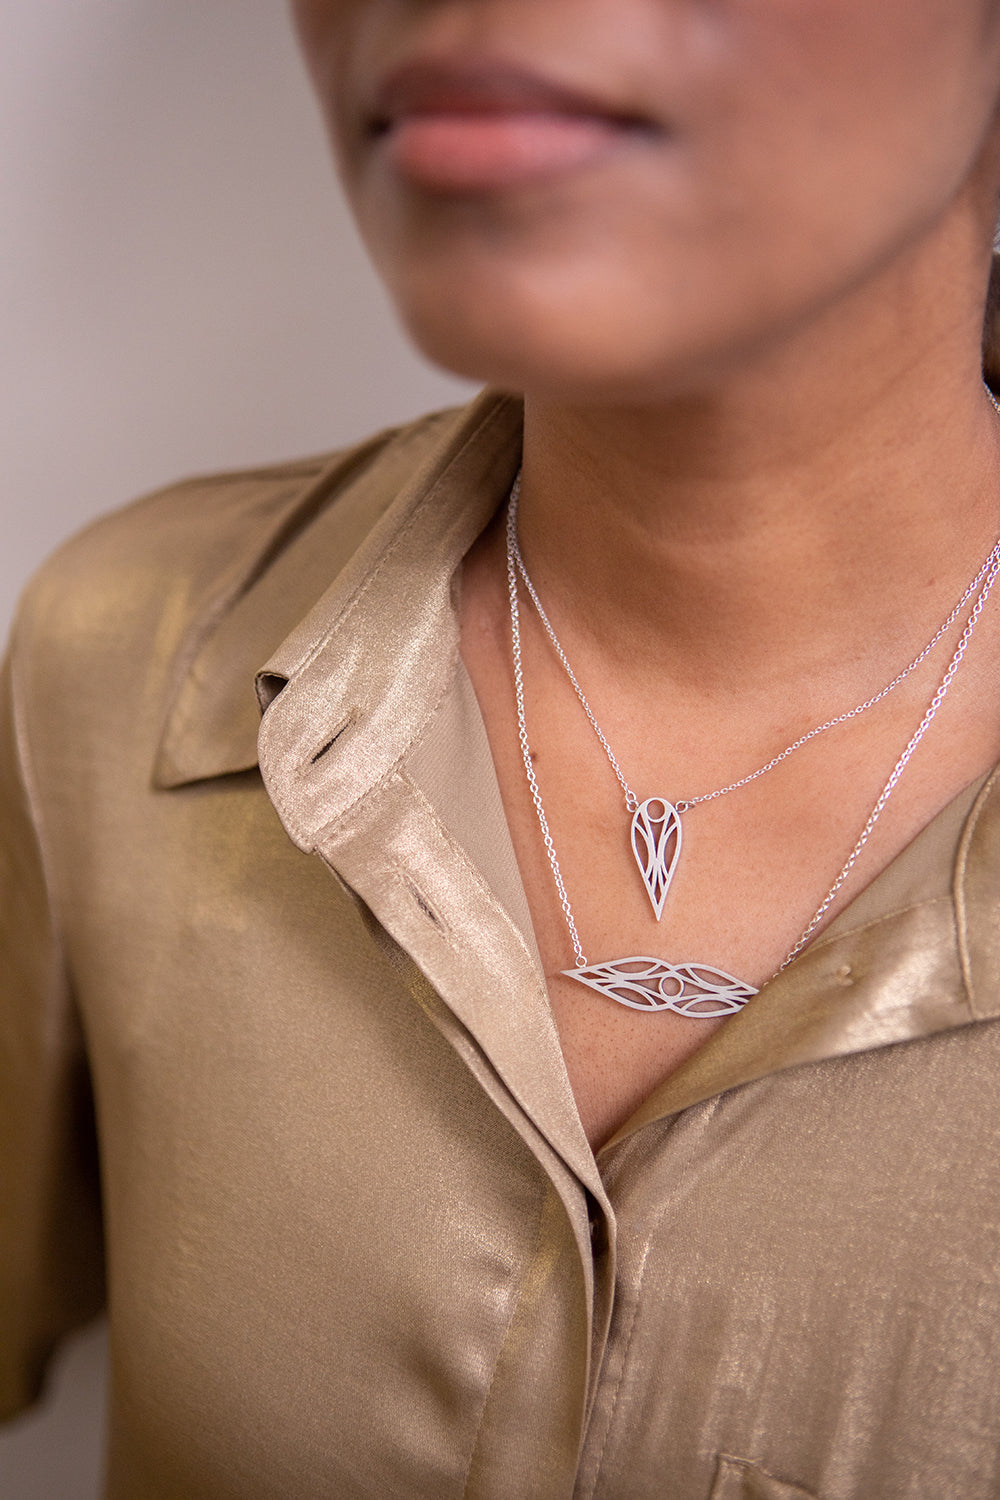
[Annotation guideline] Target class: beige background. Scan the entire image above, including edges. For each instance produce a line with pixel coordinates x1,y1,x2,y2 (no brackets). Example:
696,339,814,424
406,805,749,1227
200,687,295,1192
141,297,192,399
0,0,473,632
0,3,473,1495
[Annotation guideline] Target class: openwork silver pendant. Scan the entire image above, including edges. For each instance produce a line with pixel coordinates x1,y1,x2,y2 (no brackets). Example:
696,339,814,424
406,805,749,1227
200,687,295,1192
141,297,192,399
631,798,682,920
564,956,757,1018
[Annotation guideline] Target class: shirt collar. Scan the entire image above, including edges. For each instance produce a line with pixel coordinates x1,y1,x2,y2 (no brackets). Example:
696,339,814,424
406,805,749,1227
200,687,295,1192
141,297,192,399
254,390,522,844
151,406,486,789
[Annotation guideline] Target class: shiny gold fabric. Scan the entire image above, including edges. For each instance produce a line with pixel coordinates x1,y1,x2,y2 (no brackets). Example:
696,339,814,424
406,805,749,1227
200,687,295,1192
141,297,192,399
3,391,1000,1499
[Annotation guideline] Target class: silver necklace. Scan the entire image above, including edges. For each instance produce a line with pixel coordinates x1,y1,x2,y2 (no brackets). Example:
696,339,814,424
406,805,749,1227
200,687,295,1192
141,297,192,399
510,476,1000,923
507,477,1000,1017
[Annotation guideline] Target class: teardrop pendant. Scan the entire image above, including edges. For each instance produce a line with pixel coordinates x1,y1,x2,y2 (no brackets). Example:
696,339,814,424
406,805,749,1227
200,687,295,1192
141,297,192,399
630,798,682,920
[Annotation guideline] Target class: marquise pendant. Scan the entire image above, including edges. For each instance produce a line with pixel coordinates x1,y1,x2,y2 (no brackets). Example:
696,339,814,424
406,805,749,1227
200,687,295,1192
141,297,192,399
631,798,682,920
564,956,757,1019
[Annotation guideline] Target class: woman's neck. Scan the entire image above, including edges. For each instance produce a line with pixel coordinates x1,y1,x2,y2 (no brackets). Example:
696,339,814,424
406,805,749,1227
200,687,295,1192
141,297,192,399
518,338,1000,712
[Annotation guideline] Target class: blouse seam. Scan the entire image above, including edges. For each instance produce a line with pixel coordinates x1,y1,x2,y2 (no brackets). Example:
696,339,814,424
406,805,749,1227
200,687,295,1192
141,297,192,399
7,630,76,1031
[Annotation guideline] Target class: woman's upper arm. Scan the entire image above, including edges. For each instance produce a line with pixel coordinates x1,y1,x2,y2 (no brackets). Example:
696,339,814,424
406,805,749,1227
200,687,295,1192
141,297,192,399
0,639,104,1421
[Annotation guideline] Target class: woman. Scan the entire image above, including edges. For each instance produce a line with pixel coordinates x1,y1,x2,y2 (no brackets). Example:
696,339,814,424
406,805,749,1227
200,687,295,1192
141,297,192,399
4,1,1000,1496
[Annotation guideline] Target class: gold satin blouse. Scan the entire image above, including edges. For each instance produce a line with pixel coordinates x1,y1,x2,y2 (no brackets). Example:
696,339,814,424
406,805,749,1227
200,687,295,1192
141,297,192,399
2,391,1000,1499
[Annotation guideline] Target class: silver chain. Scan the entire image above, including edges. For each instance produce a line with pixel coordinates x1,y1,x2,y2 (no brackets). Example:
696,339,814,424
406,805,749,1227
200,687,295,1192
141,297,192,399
509,474,1000,813
508,501,589,966
508,394,1000,974
781,542,1000,967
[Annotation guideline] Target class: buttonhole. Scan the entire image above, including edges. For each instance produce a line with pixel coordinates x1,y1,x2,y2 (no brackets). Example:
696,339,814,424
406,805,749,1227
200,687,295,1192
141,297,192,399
309,714,356,766
404,878,443,930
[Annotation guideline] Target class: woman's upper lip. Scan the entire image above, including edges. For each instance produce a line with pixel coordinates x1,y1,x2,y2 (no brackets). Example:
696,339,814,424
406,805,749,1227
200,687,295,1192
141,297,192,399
368,57,656,133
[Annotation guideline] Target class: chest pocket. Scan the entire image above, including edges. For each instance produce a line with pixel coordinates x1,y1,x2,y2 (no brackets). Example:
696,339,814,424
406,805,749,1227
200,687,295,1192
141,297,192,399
710,1454,820,1500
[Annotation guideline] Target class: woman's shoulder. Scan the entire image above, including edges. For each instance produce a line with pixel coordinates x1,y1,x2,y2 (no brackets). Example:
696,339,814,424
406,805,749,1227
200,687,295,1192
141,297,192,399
3,401,488,797
8,405,473,681
20,406,467,634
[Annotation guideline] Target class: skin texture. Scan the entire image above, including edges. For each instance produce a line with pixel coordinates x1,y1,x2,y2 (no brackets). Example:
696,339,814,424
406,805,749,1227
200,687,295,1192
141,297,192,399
292,0,1000,1146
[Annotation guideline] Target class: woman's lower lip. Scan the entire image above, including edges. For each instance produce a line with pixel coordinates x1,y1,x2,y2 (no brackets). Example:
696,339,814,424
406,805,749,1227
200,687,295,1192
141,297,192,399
380,112,633,191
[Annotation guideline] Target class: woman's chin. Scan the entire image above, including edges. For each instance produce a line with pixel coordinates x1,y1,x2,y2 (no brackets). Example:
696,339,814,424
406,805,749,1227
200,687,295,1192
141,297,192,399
380,267,686,400
393,299,737,406
399,324,640,401
364,230,804,404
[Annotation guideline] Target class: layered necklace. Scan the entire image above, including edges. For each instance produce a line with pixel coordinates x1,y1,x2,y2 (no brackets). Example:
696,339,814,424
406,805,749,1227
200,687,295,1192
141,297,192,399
507,466,1000,1019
